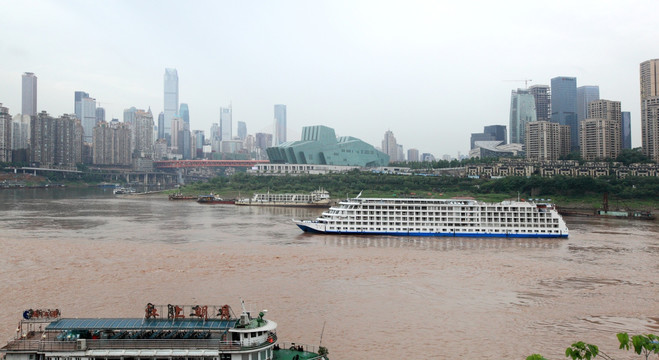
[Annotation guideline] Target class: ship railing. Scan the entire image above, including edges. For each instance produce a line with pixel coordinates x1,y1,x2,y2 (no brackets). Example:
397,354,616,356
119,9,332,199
218,333,277,351
2,339,251,352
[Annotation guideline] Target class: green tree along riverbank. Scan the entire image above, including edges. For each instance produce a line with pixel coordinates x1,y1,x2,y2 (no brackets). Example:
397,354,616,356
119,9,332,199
179,171,659,210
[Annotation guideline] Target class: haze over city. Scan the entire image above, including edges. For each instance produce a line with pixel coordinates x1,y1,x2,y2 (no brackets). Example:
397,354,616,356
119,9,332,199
1,0,658,156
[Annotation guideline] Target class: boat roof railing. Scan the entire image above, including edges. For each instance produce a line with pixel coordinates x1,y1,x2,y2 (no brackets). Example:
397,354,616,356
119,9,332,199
45,318,239,332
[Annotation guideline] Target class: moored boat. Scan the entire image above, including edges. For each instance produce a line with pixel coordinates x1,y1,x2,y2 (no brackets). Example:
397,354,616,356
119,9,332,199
294,195,569,238
197,193,236,204
113,187,136,195
0,302,329,360
168,192,197,200
236,189,331,207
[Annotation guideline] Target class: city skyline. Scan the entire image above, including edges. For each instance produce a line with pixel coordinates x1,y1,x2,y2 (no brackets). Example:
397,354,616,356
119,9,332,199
1,1,658,156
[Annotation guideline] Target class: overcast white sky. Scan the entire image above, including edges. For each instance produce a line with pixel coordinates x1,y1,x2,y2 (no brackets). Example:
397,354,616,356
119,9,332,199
1,0,657,157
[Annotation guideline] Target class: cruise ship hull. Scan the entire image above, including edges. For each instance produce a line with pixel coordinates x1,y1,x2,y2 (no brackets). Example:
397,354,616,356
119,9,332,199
295,221,568,238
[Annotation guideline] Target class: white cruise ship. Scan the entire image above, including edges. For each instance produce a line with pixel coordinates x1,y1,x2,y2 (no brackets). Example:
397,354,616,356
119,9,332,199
294,196,568,238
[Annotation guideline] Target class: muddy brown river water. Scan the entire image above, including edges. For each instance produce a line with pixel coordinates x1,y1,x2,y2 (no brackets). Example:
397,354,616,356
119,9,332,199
1,188,658,359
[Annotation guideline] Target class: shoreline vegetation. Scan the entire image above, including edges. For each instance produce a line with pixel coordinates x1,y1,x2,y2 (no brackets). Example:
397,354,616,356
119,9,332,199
3,170,658,211
175,171,659,211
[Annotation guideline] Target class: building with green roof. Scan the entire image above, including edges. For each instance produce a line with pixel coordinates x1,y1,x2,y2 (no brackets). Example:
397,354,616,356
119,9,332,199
266,125,389,167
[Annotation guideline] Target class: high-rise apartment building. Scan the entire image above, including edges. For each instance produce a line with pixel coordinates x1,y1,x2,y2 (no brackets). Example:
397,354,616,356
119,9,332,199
588,99,621,123
237,121,247,140
407,148,419,162
509,89,537,144
22,72,37,116
220,106,232,141
529,85,551,122
381,130,398,162
580,99,622,161
621,111,632,150
274,104,287,145
551,76,578,151
0,104,11,162
580,118,621,161
31,112,82,168
11,114,30,151
640,59,659,162
164,68,179,142
525,121,570,161
134,109,154,157
92,121,131,165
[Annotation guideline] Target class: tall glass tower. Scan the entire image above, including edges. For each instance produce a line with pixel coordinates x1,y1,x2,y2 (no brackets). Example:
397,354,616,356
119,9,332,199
220,105,232,141
274,104,287,145
164,68,179,142
550,76,578,151
509,89,537,144
22,72,37,116
179,103,190,129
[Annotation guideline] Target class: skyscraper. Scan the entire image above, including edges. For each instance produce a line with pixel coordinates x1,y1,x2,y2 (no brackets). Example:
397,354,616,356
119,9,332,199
95,107,106,123
274,104,287,145
529,85,551,122
577,86,600,123
381,130,398,162
22,72,37,116
74,91,89,120
407,148,419,162
621,111,631,150
551,76,578,151
220,105,232,141
179,103,189,128
640,59,659,162
0,104,11,162
80,96,97,143
157,112,165,140
509,89,537,144
237,121,247,140
164,68,179,142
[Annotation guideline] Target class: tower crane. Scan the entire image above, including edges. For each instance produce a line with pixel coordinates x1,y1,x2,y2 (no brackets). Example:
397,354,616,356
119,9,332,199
503,79,533,88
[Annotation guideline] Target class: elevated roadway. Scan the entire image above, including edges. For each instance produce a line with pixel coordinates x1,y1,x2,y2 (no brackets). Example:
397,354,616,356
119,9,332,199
153,160,269,169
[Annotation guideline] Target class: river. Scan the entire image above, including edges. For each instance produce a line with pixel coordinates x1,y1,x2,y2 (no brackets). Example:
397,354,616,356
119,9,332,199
0,188,658,359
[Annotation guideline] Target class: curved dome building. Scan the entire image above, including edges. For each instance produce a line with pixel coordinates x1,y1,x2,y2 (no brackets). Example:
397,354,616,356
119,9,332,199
266,125,389,167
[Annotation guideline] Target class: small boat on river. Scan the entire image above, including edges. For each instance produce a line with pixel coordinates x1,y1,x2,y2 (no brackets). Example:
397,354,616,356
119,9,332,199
197,193,236,204
168,192,197,200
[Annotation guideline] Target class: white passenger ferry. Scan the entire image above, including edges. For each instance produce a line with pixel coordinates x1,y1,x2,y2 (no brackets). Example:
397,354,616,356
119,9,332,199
294,196,568,238
236,189,331,207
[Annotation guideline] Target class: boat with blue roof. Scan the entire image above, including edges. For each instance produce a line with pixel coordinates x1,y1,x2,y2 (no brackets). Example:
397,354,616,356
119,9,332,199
1,302,328,360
